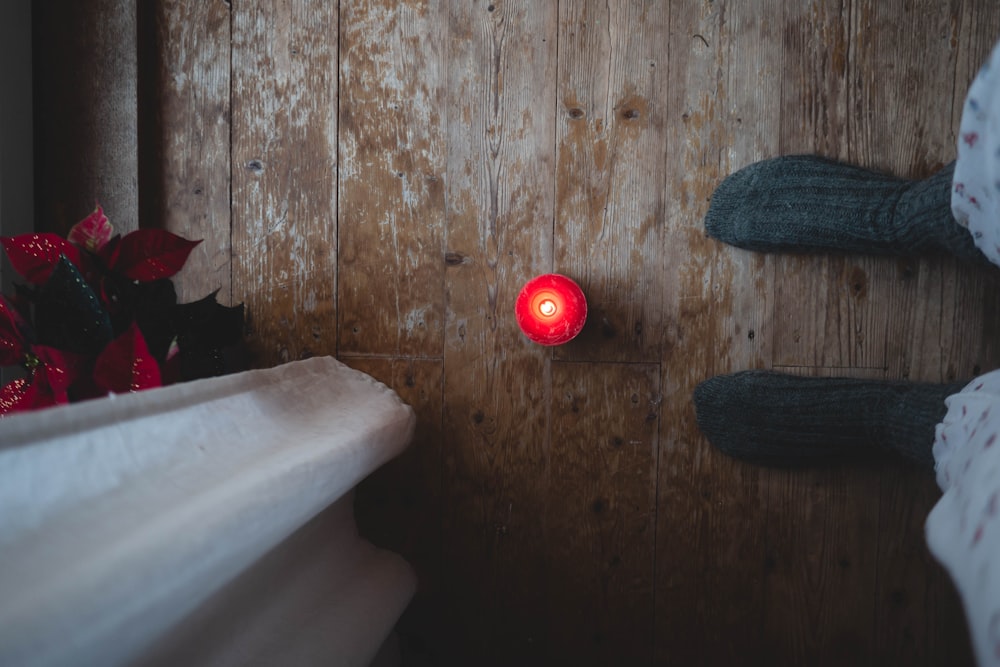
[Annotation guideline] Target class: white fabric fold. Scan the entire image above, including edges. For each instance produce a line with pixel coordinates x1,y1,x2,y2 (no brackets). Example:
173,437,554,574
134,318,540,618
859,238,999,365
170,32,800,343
0,356,416,667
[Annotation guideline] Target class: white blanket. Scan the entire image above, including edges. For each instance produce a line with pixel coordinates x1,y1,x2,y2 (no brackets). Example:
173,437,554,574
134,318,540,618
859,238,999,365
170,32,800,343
0,356,416,667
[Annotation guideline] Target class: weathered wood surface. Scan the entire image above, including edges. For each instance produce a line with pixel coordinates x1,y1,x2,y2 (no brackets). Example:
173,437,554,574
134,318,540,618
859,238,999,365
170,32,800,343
230,0,339,366
548,361,660,665
439,3,557,662
555,2,668,363
338,0,448,357
138,2,232,304
34,0,1000,665
656,1,774,663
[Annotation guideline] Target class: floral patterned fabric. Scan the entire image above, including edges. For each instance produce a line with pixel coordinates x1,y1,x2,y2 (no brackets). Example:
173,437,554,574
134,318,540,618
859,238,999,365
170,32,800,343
931,39,1000,666
952,40,1000,267
930,372,1000,666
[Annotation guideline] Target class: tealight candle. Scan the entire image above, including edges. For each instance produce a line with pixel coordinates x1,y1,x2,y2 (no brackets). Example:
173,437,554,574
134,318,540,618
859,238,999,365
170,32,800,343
514,273,587,346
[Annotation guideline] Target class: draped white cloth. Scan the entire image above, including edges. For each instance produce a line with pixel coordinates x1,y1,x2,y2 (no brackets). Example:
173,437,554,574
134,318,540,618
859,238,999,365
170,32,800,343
0,356,416,667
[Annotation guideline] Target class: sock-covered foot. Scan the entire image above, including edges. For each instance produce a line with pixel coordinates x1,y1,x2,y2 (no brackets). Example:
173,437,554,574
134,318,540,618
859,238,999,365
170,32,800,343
704,155,984,262
692,370,966,469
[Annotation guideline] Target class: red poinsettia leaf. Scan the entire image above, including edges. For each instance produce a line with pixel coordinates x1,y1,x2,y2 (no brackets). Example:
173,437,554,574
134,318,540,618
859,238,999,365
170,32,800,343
0,296,27,366
33,345,87,397
0,377,37,415
1,234,83,285
92,322,162,394
0,370,63,416
108,229,201,281
68,204,115,254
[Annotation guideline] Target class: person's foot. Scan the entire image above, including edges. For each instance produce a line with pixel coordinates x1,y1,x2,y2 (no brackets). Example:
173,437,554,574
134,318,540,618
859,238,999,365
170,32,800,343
692,370,965,469
704,156,984,261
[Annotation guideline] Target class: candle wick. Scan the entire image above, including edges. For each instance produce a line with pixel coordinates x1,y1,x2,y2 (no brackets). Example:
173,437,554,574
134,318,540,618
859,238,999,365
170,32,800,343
539,299,557,316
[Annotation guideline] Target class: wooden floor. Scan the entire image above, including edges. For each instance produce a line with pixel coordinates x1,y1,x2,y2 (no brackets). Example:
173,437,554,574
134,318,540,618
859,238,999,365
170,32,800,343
32,1,1000,665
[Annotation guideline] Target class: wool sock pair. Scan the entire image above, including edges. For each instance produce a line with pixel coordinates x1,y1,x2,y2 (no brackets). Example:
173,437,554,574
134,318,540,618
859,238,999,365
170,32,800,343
694,156,980,469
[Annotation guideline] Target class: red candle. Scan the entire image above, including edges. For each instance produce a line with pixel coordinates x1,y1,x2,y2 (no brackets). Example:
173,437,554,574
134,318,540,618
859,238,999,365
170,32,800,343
514,273,587,346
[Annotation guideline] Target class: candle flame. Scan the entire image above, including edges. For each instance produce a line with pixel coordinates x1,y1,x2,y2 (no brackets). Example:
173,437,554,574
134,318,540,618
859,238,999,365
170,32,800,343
538,299,557,316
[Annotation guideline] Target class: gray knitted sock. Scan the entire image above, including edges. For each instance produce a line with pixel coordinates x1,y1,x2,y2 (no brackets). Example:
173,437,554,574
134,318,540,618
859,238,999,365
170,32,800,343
704,156,984,261
692,371,966,469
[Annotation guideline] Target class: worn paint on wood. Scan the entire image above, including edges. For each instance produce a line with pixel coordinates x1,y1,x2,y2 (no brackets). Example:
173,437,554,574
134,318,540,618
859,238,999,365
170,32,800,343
338,0,448,356
441,1,557,663
140,1,232,304
655,2,775,663
554,2,668,363
548,361,659,665
230,1,339,366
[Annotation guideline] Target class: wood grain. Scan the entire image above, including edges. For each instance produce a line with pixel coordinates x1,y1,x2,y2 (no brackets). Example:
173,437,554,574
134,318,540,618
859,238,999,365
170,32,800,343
230,0,339,366
655,2,773,663
761,3,885,663
547,361,659,666
441,1,557,663
338,0,448,357
554,2,668,363
763,464,881,665
876,466,973,666
139,1,232,304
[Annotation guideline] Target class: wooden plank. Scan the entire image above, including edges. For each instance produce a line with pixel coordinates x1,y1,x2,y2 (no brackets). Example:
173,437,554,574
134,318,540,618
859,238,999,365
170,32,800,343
655,2,775,664
845,1,956,173
762,464,881,665
441,1,557,663
553,1,668,363
839,0,963,384
876,466,973,666
772,255,900,372
547,361,659,666
754,368,881,666
757,3,885,663
33,0,138,235
138,1,232,304
716,3,779,378
346,357,445,663
899,258,997,384
337,0,447,357
868,4,1000,665
230,1,338,367
771,0,867,373
882,0,1000,386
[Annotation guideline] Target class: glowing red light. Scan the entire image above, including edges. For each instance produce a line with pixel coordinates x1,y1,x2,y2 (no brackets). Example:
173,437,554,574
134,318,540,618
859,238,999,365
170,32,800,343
514,273,587,346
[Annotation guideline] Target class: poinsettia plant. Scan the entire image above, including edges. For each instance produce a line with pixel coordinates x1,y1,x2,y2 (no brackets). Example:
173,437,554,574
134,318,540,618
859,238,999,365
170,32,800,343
0,205,244,415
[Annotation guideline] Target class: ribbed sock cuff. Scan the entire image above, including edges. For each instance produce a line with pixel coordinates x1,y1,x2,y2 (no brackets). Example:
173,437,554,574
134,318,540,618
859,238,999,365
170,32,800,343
705,156,982,261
